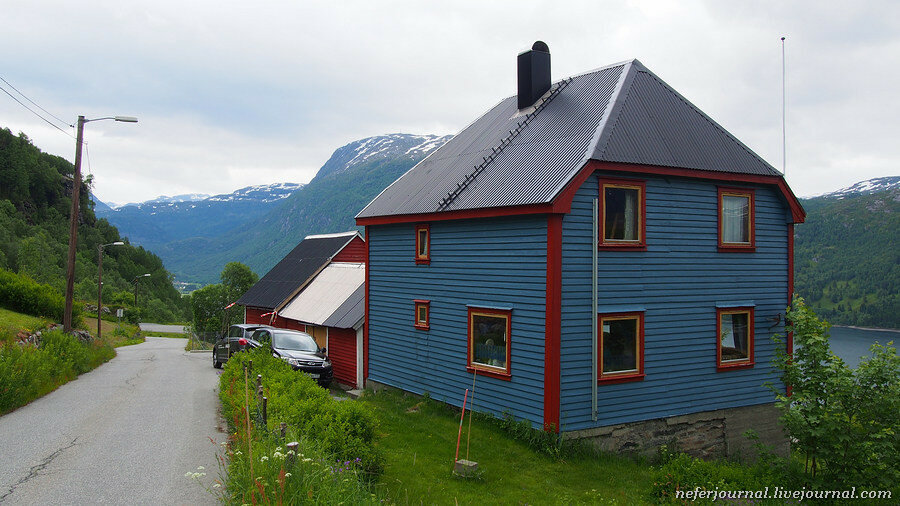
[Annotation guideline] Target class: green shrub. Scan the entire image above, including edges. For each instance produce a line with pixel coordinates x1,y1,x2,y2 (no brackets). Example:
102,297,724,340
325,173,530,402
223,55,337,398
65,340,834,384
0,329,114,414
0,268,81,324
219,348,382,475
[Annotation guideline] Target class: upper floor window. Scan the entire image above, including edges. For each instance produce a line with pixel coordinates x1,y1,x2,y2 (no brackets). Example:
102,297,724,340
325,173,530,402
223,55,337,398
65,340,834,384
718,187,755,251
414,300,430,330
598,312,645,383
600,178,646,250
467,307,511,380
415,223,430,264
717,307,754,370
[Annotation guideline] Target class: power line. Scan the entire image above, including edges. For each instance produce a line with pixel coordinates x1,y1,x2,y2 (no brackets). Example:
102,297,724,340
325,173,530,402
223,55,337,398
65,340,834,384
0,76,72,128
0,77,75,139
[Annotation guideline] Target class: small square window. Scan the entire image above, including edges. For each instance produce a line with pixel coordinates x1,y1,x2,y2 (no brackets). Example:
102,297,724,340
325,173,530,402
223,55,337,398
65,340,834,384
600,178,646,249
718,187,755,251
415,224,430,264
467,307,511,380
414,300,430,330
598,312,645,383
717,307,755,370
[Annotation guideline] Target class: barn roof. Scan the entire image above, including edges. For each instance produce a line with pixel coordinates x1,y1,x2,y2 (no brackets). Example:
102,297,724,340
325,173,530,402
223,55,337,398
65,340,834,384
279,262,365,329
236,231,360,310
357,59,784,220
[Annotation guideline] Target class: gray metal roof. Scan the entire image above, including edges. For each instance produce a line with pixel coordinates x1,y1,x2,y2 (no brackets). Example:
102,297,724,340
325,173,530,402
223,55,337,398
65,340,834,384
356,59,780,219
321,284,364,330
236,232,359,310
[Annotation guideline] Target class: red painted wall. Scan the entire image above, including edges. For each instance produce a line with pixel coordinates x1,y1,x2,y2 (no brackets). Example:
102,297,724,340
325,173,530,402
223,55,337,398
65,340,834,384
328,326,357,388
332,236,366,263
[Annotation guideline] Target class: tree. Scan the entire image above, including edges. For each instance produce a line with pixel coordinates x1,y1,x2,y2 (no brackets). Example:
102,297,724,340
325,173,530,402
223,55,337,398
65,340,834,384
220,262,257,304
771,296,900,488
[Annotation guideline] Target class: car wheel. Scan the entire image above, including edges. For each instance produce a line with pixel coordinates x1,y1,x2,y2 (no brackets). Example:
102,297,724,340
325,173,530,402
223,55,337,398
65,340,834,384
213,350,222,369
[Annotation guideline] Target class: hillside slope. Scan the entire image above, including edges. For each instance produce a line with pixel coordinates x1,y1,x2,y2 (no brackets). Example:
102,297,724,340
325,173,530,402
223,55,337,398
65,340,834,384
161,134,450,283
795,179,900,328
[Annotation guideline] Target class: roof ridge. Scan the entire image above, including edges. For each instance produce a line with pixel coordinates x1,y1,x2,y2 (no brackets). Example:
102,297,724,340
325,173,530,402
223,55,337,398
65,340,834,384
436,77,573,211
303,231,359,239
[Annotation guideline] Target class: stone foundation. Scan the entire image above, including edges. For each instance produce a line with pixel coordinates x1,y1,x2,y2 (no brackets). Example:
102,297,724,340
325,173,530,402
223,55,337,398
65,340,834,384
564,404,788,460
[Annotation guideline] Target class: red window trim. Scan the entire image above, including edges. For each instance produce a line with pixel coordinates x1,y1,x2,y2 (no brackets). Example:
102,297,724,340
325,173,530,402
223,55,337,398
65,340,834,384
717,186,756,252
415,223,431,264
599,177,647,251
466,306,512,381
413,299,430,330
716,306,755,371
597,311,645,383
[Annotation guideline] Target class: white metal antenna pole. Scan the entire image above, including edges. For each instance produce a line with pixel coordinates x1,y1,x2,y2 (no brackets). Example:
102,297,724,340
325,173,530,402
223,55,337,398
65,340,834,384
781,36,787,176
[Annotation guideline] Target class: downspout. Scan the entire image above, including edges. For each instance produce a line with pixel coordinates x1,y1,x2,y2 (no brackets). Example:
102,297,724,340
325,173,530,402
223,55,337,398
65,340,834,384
592,198,599,421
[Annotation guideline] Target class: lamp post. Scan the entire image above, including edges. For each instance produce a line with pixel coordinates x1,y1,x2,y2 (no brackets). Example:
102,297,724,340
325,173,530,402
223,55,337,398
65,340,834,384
97,241,124,340
133,273,151,312
63,115,138,332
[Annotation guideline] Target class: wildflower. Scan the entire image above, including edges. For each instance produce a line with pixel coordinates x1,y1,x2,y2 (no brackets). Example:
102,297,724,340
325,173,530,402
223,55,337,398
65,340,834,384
284,473,292,478
286,450,296,456
272,451,285,460
275,446,282,452
260,456,269,462
197,466,205,470
234,450,243,456
302,458,312,463
213,483,221,488
184,472,192,478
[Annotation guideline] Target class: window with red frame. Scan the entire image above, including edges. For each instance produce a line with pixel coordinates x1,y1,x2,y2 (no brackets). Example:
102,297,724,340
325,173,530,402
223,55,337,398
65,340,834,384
598,312,645,382
467,307,511,379
414,300,430,330
415,224,430,264
717,307,754,370
600,178,646,249
718,187,755,251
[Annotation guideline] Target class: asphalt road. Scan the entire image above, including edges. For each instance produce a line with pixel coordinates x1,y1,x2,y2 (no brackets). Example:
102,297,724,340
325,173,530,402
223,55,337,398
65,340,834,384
139,323,188,334
0,338,222,505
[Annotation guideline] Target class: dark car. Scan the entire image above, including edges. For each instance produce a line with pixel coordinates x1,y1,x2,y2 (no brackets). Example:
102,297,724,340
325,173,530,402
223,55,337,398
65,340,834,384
249,328,334,388
212,323,273,369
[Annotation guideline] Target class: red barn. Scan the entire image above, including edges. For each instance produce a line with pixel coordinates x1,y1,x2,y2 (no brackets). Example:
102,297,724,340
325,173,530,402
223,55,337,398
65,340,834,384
237,231,365,388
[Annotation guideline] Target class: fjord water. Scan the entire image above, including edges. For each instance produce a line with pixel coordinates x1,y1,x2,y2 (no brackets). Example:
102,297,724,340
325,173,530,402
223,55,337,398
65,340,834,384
828,326,900,368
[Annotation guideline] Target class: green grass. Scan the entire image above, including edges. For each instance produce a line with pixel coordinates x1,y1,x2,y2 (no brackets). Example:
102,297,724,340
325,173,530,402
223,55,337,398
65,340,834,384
82,317,144,347
0,307,49,337
359,389,654,505
145,330,189,338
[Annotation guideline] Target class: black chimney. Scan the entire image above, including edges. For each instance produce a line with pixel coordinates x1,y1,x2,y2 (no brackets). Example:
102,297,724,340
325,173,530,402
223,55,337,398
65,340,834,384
517,41,551,109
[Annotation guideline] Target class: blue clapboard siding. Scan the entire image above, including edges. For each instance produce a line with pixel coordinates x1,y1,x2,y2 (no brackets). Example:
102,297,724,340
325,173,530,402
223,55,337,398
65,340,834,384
367,215,548,423
559,173,789,431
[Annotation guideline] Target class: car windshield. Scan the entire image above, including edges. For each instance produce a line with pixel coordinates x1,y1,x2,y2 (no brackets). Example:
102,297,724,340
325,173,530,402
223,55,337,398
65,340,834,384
272,331,318,352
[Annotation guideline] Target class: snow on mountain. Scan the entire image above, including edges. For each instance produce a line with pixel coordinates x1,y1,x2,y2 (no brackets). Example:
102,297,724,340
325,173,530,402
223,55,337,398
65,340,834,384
812,176,900,199
318,133,451,179
117,193,210,209
207,183,304,203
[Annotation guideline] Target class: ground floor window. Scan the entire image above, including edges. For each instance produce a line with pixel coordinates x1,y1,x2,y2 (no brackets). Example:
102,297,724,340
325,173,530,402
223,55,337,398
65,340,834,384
414,300,430,330
598,312,644,383
467,307,511,379
717,307,754,370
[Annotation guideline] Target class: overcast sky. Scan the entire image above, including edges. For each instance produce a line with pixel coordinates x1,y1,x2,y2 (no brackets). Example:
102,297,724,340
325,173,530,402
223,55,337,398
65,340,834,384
2,1,898,205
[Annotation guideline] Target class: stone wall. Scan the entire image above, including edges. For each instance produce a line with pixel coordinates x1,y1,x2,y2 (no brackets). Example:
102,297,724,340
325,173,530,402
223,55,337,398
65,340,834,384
563,403,788,460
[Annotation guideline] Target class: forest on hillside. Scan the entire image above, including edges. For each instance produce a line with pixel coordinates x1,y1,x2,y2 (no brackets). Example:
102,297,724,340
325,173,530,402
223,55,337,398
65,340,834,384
794,188,899,329
0,127,189,323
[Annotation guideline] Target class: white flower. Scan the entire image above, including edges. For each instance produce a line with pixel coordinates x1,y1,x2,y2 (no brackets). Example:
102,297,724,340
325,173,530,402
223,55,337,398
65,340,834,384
275,446,283,452
234,450,243,456
284,473,292,478
213,483,221,488
184,472,192,477
197,466,205,470
272,451,285,460
260,456,269,462
302,457,312,463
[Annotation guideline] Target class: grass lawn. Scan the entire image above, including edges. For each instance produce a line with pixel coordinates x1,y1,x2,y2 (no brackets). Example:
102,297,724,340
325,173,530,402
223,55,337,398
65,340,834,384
0,307,49,337
82,317,144,347
360,389,654,505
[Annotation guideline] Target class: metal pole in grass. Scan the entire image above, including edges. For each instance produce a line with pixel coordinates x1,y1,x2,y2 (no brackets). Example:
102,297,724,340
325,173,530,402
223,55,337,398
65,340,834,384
466,372,476,461
244,363,254,480
454,388,469,463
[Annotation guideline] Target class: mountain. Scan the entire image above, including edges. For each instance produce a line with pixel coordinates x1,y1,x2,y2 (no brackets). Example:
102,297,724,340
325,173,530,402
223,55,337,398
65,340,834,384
158,133,450,284
96,183,304,253
0,127,188,323
795,177,900,329
118,193,211,208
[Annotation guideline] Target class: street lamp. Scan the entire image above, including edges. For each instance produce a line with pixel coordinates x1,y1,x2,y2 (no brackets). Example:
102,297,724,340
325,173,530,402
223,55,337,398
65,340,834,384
133,273,151,308
63,115,138,332
97,241,125,340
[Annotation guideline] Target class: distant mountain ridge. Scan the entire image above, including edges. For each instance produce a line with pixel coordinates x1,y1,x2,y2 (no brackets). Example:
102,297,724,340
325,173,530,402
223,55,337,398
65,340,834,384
99,133,450,284
95,182,305,252
796,179,900,329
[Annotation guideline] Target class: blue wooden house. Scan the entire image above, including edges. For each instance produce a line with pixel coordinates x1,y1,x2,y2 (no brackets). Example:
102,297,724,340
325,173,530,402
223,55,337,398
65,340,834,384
356,42,805,456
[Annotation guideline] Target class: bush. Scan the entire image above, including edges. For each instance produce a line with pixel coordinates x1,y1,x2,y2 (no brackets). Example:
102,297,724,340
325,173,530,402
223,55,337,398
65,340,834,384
0,268,81,324
219,347,382,496
0,329,114,414
771,296,900,489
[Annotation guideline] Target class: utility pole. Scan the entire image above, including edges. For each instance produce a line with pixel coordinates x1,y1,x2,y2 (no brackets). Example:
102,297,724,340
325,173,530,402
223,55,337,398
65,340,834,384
63,116,86,333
